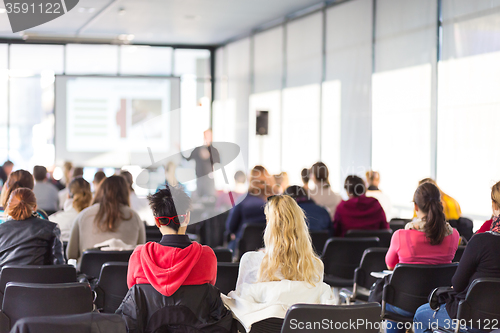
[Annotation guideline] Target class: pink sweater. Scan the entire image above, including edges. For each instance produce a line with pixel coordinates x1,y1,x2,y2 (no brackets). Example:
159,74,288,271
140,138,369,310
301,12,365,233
386,228,459,269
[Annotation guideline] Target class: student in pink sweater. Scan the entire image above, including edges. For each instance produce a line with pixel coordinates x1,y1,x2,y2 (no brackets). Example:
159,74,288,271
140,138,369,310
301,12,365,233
384,182,459,333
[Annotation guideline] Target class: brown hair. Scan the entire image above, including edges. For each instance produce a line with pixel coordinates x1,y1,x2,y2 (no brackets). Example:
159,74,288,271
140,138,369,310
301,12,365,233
6,188,37,220
120,170,134,193
248,165,273,198
92,175,131,232
491,181,500,210
414,182,447,245
0,170,34,208
33,165,47,182
69,177,92,212
311,162,330,187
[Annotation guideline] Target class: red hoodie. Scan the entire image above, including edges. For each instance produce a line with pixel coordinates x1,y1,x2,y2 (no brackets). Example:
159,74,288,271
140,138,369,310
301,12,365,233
127,241,217,296
333,194,388,237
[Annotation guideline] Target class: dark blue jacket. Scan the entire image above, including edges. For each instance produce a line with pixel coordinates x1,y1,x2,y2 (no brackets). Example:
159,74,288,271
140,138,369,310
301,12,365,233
226,194,266,242
297,199,332,232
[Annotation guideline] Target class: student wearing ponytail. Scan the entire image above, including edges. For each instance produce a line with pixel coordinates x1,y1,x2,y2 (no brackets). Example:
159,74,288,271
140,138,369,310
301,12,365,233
49,177,92,242
0,188,64,268
383,182,459,333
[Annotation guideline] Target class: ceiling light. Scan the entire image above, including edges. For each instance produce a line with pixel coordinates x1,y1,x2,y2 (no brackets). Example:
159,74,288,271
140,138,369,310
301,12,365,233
0,8,6,14
118,8,126,16
184,14,201,21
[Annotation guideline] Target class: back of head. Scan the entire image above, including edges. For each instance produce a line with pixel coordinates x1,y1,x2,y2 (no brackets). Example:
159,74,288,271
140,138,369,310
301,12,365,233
344,175,366,197
72,167,84,179
284,185,308,201
33,166,47,182
413,182,447,245
6,188,37,220
311,162,329,186
1,170,34,207
301,168,310,186
259,195,323,285
234,171,246,184
419,178,437,187
3,161,13,168
366,170,380,186
69,177,92,213
249,165,271,197
120,170,134,192
93,175,130,232
93,171,106,186
148,186,191,233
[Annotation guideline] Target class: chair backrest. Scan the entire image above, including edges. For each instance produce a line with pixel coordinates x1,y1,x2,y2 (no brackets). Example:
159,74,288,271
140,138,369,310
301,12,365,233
322,237,380,280
345,229,393,248
80,250,133,279
309,230,330,256
452,245,466,263
213,248,233,263
238,223,266,259
10,313,127,333
215,262,239,295
382,263,458,314
2,282,93,330
0,265,77,295
354,247,389,290
389,219,410,232
250,318,284,333
281,303,381,333
145,225,162,243
94,262,129,313
457,278,500,329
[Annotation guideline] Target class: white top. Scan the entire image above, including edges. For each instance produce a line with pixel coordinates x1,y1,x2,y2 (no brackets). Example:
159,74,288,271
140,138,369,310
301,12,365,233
58,188,69,210
221,251,335,332
309,186,342,220
49,198,79,242
366,189,393,221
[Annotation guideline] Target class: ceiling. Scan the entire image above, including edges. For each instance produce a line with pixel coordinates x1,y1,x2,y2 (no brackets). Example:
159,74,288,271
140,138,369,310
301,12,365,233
0,0,325,46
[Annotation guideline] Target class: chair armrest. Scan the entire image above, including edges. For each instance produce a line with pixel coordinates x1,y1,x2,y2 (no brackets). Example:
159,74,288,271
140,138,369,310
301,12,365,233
339,288,354,305
0,311,10,333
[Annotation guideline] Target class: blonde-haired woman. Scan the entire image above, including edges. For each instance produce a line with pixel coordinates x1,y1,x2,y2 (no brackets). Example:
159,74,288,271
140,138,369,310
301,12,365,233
49,177,92,242
222,195,335,331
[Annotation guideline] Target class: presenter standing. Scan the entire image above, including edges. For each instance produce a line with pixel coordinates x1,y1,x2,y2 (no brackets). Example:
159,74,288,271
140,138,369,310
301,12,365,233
181,129,220,198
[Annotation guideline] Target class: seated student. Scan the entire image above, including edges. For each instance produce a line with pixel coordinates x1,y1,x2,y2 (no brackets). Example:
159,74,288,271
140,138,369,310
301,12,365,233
222,195,335,332
284,185,331,231
413,181,500,333
0,170,49,223
226,165,273,250
417,178,461,221
92,170,106,194
0,188,64,268
365,170,393,221
67,176,145,263
333,175,388,237
32,165,60,216
117,186,232,332
301,167,310,192
476,182,500,234
309,162,342,219
383,182,459,333
49,177,92,242
58,165,84,210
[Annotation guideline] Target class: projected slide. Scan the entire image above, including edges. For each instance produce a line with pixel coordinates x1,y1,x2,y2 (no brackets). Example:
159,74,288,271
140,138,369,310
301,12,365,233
66,77,170,153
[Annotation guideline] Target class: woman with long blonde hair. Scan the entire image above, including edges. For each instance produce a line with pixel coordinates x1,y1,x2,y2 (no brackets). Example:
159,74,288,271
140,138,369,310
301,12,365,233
222,195,334,331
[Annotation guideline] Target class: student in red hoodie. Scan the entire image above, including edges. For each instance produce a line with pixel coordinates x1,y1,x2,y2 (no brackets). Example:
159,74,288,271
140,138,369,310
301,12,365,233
333,175,389,237
127,186,217,296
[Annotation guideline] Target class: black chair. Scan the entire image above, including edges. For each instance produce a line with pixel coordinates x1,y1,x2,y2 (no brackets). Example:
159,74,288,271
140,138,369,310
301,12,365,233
433,278,500,333
215,262,239,295
10,313,126,333
237,223,266,260
340,247,388,303
214,248,233,262
0,265,77,307
453,245,466,262
321,237,380,288
0,282,93,333
345,229,393,248
309,230,330,256
381,263,458,324
80,250,133,279
389,218,411,233
448,217,474,241
248,318,284,333
281,303,381,333
94,262,129,313
145,225,162,243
